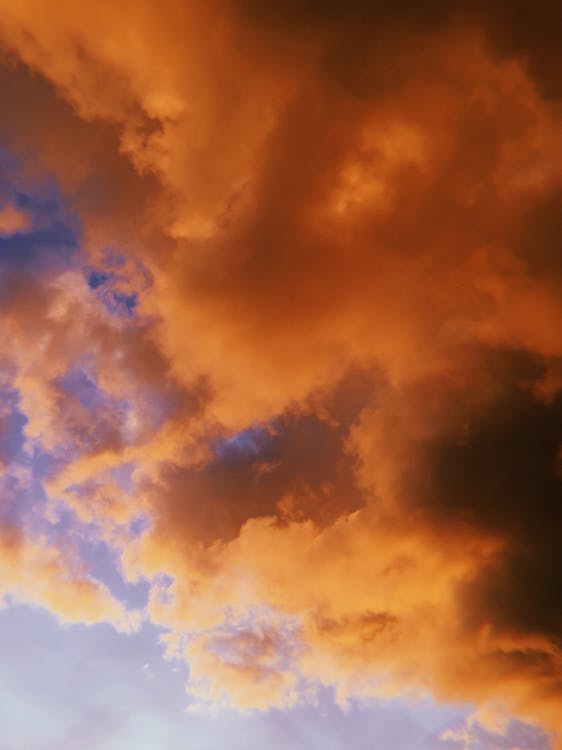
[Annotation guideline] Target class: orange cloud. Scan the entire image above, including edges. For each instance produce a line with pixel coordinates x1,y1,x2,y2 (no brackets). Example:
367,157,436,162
0,524,137,630
0,0,560,744
0,202,29,235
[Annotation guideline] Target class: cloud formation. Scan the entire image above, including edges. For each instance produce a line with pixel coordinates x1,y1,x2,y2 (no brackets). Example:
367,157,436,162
0,0,560,745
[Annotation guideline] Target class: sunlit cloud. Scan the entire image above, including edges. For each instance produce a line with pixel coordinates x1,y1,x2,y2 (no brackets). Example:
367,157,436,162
0,1,560,748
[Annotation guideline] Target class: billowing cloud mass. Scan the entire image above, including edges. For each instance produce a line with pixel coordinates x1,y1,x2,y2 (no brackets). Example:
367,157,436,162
0,0,560,746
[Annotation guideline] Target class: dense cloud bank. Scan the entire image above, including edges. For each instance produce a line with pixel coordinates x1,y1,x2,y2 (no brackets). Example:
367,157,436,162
0,0,560,743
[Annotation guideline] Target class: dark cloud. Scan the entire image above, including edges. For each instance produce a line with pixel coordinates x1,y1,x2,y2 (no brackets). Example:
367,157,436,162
408,350,562,640
149,408,366,545
234,0,562,96
509,182,562,281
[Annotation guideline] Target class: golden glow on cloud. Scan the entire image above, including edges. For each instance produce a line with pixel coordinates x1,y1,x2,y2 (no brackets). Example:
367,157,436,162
0,524,136,631
0,0,561,745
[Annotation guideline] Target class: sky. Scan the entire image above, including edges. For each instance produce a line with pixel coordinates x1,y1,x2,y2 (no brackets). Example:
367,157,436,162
0,1,561,748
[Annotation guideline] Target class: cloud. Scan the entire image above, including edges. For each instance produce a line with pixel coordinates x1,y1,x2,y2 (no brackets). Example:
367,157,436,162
0,522,137,630
0,202,29,235
0,0,560,745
